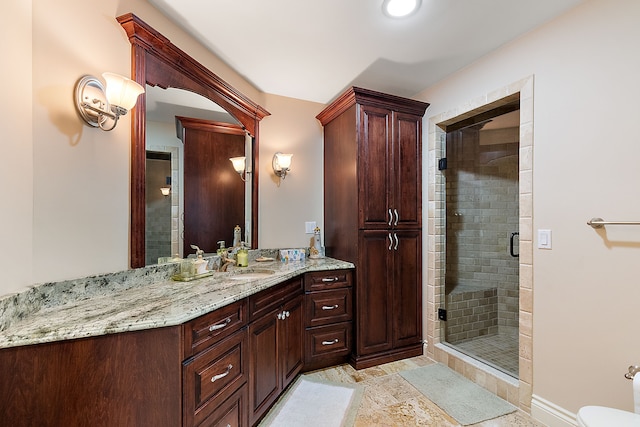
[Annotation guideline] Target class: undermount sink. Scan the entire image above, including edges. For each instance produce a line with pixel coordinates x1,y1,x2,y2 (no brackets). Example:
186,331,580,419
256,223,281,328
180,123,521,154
228,269,275,280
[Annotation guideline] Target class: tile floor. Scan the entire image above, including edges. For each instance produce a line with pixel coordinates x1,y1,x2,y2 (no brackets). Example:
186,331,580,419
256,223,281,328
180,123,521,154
452,334,520,377
303,355,545,426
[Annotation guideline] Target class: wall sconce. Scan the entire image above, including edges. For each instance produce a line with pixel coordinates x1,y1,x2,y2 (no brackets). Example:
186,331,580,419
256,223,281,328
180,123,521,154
75,72,145,131
229,156,247,181
272,152,293,185
160,176,171,196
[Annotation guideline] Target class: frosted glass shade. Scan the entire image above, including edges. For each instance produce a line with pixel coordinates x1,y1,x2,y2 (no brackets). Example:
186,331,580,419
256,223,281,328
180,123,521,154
102,72,145,110
275,153,293,170
230,156,246,173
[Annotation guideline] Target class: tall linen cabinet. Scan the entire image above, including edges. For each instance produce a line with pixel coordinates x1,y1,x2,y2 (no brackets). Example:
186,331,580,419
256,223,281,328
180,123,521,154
317,87,429,369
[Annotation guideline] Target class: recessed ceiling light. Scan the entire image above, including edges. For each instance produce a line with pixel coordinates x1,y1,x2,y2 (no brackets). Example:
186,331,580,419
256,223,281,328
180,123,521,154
382,0,421,18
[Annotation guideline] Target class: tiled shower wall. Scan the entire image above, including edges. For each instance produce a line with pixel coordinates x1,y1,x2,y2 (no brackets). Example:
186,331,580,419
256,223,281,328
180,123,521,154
445,129,520,338
146,157,172,265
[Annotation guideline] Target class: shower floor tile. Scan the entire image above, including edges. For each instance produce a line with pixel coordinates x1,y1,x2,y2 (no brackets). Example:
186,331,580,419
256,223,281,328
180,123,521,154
452,333,519,377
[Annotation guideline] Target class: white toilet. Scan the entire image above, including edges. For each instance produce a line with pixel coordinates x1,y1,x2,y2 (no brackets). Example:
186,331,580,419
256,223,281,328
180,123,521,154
577,367,640,426
576,405,640,426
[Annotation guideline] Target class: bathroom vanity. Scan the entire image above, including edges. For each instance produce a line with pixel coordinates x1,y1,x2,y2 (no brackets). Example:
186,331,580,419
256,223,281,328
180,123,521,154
0,257,354,427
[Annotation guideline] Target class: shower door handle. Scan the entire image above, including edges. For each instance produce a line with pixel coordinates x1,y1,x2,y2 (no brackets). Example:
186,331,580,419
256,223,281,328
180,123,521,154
510,232,519,257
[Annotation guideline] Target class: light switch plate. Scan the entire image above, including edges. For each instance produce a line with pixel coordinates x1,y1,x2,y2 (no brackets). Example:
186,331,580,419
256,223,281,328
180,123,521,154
538,229,552,249
305,221,317,234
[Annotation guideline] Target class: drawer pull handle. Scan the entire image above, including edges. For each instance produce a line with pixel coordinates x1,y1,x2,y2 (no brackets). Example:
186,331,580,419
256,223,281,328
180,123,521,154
322,304,339,310
209,318,231,332
277,311,290,320
322,339,339,346
321,277,339,282
211,364,233,383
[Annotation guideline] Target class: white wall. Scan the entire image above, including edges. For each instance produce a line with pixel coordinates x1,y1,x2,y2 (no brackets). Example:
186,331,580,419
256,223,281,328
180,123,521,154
258,93,325,249
0,2,33,293
415,0,640,416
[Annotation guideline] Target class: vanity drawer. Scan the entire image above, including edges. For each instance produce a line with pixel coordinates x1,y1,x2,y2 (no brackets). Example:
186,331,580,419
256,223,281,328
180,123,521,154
304,270,352,292
184,299,248,357
304,322,352,368
248,277,303,321
198,386,248,427
183,329,248,427
305,288,352,327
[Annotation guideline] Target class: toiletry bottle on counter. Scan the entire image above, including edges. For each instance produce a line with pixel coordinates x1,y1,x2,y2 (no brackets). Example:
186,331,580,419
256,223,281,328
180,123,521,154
190,245,208,275
236,242,249,267
233,225,242,247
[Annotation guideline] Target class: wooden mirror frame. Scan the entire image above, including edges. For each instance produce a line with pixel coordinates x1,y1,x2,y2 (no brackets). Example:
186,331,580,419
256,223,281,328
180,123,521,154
117,14,269,268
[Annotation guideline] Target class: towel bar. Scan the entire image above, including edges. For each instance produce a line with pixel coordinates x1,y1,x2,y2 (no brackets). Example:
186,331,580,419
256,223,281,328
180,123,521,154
587,218,640,229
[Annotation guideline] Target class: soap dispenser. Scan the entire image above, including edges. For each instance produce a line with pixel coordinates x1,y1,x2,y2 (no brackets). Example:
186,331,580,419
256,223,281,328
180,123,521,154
236,242,249,267
190,245,208,275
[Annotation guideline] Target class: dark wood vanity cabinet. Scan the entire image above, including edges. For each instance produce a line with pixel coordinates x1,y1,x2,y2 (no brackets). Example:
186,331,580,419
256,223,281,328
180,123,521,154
182,299,249,427
247,278,304,426
317,87,429,369
303,270,353,371
0,270,355,427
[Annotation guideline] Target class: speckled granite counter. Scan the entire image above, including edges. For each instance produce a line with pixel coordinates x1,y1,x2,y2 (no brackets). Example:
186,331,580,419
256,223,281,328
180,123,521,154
0,256,354,349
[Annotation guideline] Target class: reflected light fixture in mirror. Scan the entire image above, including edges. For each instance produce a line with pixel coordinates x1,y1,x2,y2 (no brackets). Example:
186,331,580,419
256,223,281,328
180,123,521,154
272,152,293,186
75,72,144,131
382,0,421,18
230,156,247,181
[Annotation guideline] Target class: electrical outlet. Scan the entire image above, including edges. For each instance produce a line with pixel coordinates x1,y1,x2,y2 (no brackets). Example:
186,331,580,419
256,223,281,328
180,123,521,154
305,221,317,234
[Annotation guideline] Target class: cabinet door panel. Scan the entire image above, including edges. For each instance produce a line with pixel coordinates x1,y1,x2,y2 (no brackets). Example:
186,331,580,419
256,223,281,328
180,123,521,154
280,295,304,388
393,112,422,229
359,105,392,228
248,309,279,424
357,231,393,355
392,230,422,348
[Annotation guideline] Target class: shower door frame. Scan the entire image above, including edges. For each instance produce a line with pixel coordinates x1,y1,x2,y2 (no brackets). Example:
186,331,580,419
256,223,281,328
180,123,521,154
425,75,534,411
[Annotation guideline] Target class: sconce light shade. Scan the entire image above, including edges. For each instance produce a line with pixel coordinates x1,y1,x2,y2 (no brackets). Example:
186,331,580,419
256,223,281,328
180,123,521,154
75,72,144,131
229,156,247,181
102,72,145,111
272,152,293,185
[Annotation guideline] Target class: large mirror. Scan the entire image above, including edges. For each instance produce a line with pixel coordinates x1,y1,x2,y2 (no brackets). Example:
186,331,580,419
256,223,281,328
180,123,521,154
117,14,270,268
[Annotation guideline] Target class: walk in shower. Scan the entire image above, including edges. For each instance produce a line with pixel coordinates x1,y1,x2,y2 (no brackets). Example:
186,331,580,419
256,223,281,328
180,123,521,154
442,106,521,378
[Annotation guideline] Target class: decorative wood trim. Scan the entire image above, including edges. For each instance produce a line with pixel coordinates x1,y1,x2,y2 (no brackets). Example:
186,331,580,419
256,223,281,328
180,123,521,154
176,117,246,135
117,13,267,268
316,86,429,125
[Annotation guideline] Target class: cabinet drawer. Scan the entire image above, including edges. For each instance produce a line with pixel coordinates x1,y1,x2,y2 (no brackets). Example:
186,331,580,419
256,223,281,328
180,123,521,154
305,270,352,292
184,299,247,357
248,277,303,321
183,329,248,427
304,322,352,365
198,386,248,427
305,288,352,327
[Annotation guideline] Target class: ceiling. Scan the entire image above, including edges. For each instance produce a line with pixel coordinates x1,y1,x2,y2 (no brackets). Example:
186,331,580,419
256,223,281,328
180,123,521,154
147,0,586,104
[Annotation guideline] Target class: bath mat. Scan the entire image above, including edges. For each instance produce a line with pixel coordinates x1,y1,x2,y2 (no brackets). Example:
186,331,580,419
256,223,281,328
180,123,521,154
399,363,516,425
259,375,363,427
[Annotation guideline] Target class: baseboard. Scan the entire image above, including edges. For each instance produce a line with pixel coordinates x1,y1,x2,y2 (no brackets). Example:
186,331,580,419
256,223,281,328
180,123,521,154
531,394,578,427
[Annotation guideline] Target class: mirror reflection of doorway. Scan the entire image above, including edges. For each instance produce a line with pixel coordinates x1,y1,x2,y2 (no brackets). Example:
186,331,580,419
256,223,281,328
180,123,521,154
443,107,521,378
178,117,246,255
145,152,172,265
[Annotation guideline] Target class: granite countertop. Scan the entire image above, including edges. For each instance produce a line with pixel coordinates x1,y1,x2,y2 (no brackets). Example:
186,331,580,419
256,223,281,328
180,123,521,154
0,257,354,349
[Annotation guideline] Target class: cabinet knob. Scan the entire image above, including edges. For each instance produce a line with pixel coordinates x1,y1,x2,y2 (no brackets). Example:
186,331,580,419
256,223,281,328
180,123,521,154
211,364,233,383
